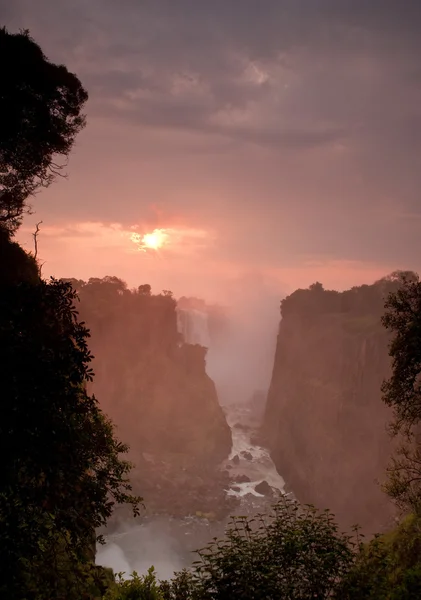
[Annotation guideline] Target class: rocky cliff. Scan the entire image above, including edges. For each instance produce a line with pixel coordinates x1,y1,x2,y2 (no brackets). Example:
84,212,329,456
263,277,406,534
65,277,232,517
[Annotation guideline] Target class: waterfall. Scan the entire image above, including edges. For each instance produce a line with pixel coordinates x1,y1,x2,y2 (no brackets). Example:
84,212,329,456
176,307,211,348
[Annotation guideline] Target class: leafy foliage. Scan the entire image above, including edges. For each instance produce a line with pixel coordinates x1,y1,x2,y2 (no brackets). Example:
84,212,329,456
0,277,142,598
379,271,421,516
104,567,164,600
338,514,421,599
381,271,421,434
107,498,356,599
188,498,355,599
0,27,88,231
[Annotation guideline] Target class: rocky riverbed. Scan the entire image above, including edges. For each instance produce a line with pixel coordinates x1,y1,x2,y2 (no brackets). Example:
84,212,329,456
96,401,288,580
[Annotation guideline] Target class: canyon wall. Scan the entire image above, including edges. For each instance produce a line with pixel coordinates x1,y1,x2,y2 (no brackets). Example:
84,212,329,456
263,277,406,534
66,277,232,517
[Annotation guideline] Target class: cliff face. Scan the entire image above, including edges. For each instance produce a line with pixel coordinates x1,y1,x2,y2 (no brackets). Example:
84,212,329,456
263,278,403,534
65,277,232,516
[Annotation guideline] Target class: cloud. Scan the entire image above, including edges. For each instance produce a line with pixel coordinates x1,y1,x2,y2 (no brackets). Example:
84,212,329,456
18,221,214,257
5,1,421,286
8,0,420,152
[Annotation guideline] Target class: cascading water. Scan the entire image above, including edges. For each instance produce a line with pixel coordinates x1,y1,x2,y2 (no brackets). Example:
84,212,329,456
176,302,286,503
176,307,211,347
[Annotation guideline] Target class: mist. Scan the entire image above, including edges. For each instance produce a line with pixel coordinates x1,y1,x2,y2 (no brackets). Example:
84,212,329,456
96,522,185,581
204,271,283,407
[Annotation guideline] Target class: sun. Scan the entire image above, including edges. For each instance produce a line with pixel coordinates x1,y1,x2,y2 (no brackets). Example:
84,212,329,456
130,228,169,252
142,229,167,249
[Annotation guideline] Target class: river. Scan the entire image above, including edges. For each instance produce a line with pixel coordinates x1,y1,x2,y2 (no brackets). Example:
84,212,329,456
96,400,287,581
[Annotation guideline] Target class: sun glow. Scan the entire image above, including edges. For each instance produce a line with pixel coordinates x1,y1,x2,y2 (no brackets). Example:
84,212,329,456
130,228,169,252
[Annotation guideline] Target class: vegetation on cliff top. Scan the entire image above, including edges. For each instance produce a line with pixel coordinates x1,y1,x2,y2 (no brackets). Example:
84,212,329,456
280,272,417,322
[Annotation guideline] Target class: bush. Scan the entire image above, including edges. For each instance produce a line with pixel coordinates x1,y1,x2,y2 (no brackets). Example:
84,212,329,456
107,497,356,599
339,514,421,599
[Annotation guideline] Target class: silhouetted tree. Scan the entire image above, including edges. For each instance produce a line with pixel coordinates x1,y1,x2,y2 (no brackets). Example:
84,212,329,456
382,272,421,434
380,272,421,515
0,27,88,232
0,278,142,598
0,225,39,283
138,283,152,295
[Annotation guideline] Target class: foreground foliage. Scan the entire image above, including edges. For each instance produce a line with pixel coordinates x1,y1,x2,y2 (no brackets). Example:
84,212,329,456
0,276,142,599
105,507,421,600
339,513,421,599
106,497,356,599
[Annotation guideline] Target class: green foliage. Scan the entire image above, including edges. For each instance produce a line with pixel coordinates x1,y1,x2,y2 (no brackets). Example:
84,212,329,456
0,277,142,598
188,498,354,599
381,271,421,434
338,514,421,599
105,508,421,600
379,271,421,515
108,498,356,599
383,443,421,515
0,26,88,231
104,568,164,600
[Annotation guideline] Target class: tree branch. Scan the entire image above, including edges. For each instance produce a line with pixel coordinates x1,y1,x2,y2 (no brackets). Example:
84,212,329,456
33,220,43,260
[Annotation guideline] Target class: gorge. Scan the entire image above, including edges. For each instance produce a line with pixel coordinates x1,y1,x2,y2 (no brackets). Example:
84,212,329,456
66,275,405,578
65,277,282,578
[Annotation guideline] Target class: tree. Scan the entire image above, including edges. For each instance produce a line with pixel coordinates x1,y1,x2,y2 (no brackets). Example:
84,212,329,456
381,272,421,515
309,281,324,291
0,277,142,598
0,225,39,284
138,284,152,295
108,498,356,599
381,271,421,434
186,499,354,599
0,27,88,232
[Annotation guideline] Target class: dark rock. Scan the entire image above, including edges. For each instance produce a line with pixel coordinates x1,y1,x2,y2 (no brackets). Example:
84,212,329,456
231,486,241,492
254,480,272,496
232,454,240,465
241,451,253,461
233,422,251,431
233,474,251,483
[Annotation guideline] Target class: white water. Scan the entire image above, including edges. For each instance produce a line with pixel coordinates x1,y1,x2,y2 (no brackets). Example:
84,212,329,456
176,307,211,347
222,405,285,498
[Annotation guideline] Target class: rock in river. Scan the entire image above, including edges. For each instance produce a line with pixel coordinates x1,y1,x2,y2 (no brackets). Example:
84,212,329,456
254,480,272,496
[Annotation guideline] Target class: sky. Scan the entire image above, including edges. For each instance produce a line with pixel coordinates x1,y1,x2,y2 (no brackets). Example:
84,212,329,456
3,0,421,303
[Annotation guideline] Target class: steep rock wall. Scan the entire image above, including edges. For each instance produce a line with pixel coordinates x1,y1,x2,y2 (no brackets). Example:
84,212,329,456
263,279,400,534
65,277,232,516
